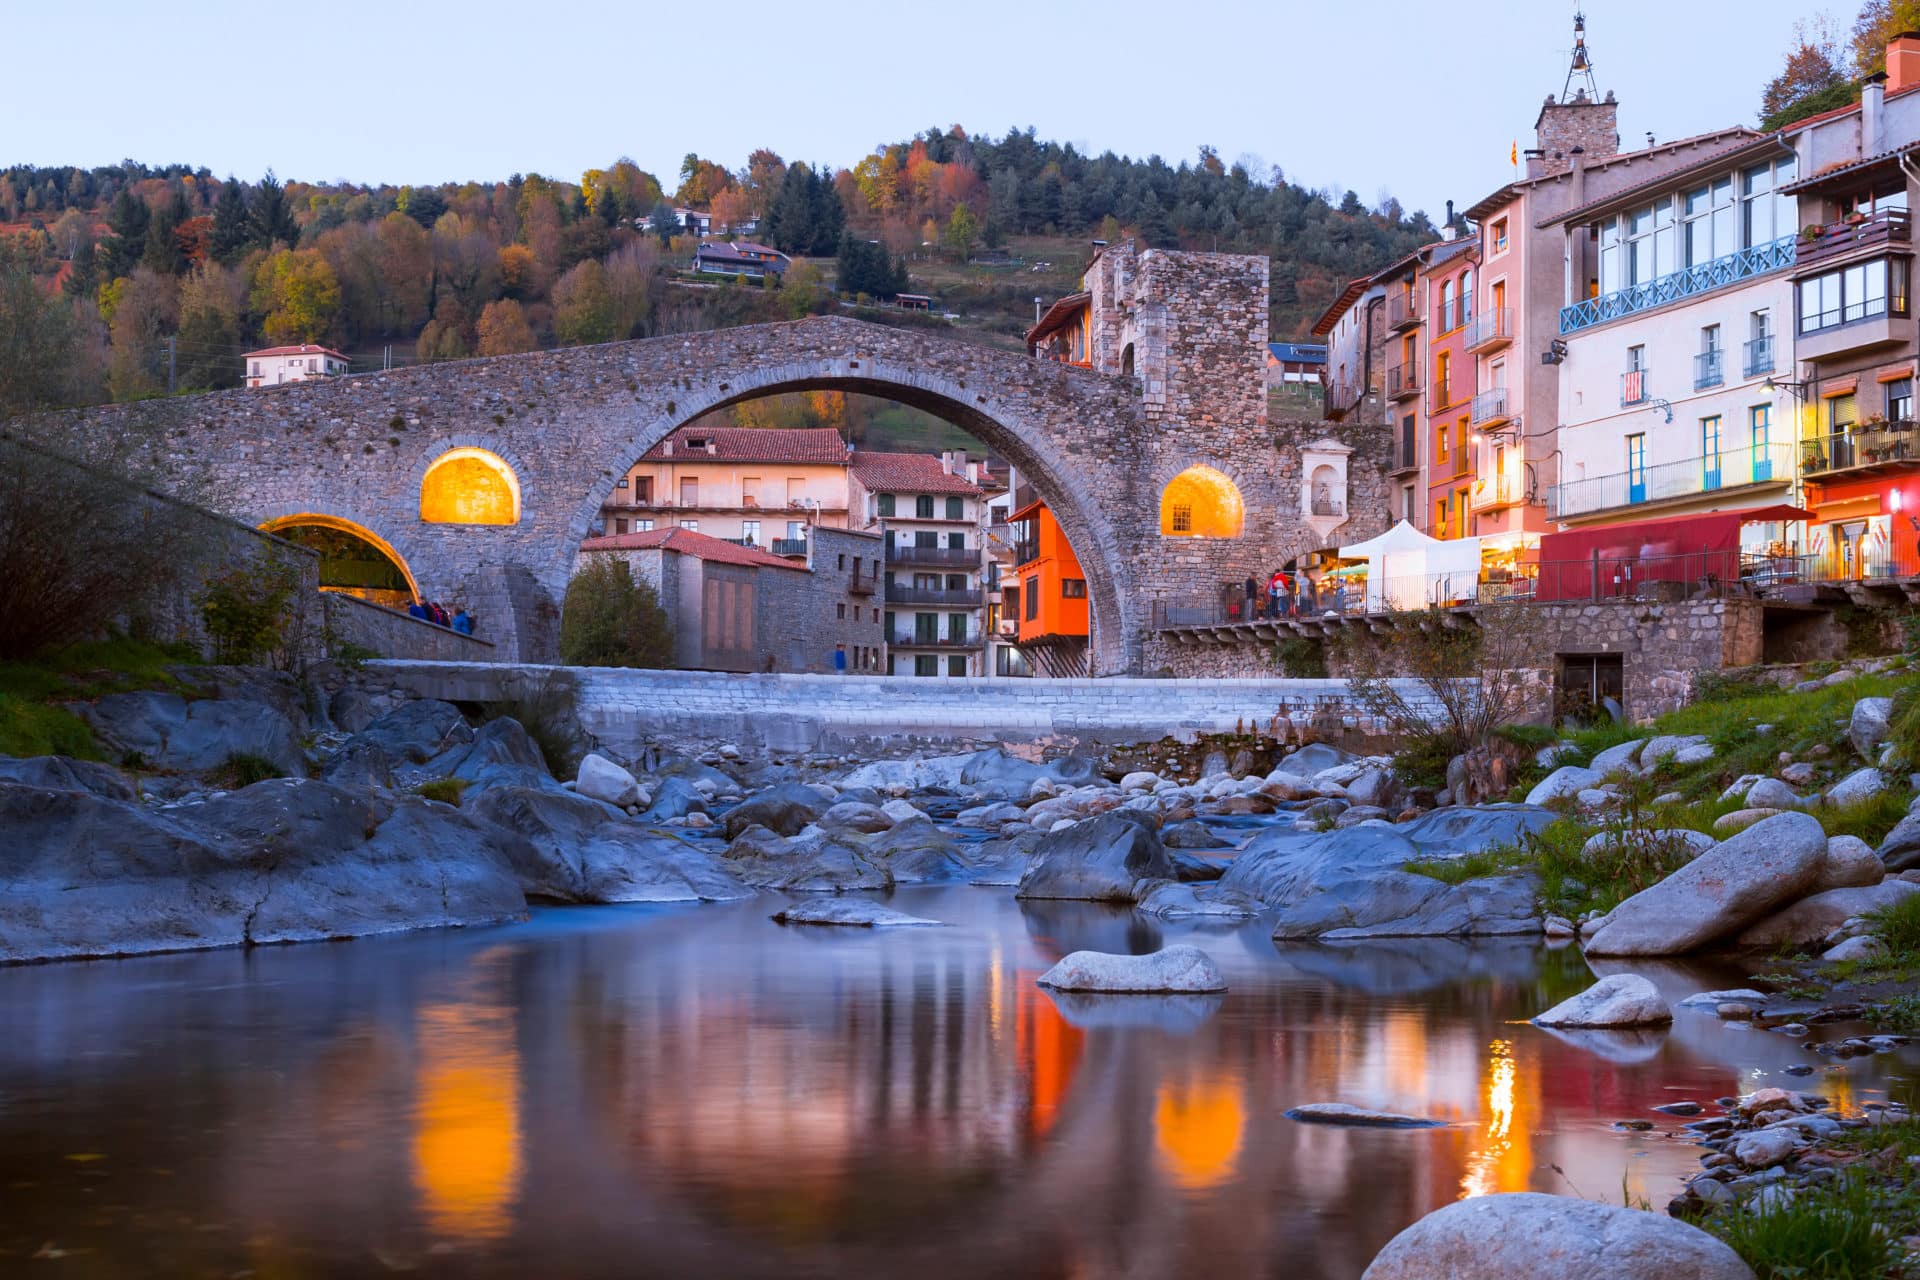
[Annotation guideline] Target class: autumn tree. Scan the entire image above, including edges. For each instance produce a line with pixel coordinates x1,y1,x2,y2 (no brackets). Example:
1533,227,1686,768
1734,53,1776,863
1762,17,1855,129
252,248,341,343
106,268,178,401
0,237,98,417
942,203,979,259
1854,0,1920,74
476,298,537,356
743,148,786,217
498,242,536,298
553,258,617,345
674,154,733,207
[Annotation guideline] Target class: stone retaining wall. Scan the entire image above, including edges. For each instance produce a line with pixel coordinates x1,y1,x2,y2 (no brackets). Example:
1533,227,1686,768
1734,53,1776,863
322,593,497,663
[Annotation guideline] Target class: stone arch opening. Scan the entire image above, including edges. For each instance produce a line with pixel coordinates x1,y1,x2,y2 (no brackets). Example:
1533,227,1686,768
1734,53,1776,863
1158,466,1244,539
422,447,521,525
1120,343,1135,377
261,513,421,606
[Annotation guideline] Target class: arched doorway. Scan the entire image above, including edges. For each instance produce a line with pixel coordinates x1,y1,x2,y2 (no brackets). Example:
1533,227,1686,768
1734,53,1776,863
1159,466,1245,539
261,513,421,608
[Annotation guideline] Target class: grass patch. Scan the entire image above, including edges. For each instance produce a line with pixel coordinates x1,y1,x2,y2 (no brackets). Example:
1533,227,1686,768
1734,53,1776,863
1866,993,1920,1033
1817,789,1911,845
1409,813,1707,919
0,691,99,759
414,777,469,806
0,636,199,759
220,753,284,788
1870,890,1920,958
1700,1172,1909,1279
1405,845,1532,885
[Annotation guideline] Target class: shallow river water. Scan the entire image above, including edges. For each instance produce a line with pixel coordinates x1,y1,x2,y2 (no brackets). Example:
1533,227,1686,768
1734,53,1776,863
2,882,1916,1278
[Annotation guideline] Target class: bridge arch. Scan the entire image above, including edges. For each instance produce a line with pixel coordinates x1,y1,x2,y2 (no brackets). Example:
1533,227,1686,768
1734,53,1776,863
260,512,422,603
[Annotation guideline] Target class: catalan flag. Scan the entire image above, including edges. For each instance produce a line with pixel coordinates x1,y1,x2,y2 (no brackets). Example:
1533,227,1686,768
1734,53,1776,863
1510,140,1518,166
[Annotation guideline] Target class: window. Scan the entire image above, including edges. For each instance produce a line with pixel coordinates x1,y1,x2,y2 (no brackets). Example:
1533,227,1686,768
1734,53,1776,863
948,655,967,677
1170,503,1193,532
836,553,845,569
1455,487,1470,537
1062,578,1087,598
1681,177,1737,267
680,518,698,531
1701,415,1723,489
1436,421,1449,460
1401,484,1416,521
947,612,967,642
1491,217,1509,253
945,496,963,520
1439,279,1454,331
914,655,937,677
915,495,935,519
741,476,760,505
1750,405,1773,481
741,519,760,543
944,573,967,591
1458,269,1473,327
250,361,260,377
680,477,698,506
616,477,628,489
947,532,965,550
1626,433,1647,497
1697,325,1723,389
1024,577,1039,620
836,603,846,619
1627,343,1647,372
637,519,654,532
633,477,652,503
1435,495,1449,534
1890,377,1914,424
1740,157,1797,248
877,493,895,517
787,520,803,539
613,518,628,535
1435,350,1450,404
1799,258,1909,332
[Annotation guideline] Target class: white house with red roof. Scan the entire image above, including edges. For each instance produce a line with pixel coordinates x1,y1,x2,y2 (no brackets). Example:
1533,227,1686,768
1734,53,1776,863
245,344,348,388
849,449,991,677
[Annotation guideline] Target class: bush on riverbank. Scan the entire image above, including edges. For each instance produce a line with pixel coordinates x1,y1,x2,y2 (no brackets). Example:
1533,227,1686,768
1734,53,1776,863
559,560,673,670
1698,1170,1908,1280
0,636,197,759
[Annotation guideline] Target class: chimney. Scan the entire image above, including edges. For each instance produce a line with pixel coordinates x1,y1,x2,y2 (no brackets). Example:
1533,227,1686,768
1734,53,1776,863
1865,72,1888,153
662,440,673,457
1891,32,1920,94
966,461,980,484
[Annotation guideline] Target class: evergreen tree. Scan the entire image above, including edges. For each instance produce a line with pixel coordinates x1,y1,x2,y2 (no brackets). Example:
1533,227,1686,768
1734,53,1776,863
210,177,250,263
175,307,240,391
249,170,298,248
649,200,679,245
101,188,149,279
766,163,817,256
805,166,844,255
141,186,189,274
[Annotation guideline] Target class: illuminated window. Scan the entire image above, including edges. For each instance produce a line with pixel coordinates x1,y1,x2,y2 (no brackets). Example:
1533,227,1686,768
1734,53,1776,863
1158,466,1244,538
420,448,520,525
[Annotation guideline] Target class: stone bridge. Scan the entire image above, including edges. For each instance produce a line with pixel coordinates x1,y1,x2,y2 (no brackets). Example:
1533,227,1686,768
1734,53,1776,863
34,248,1386,672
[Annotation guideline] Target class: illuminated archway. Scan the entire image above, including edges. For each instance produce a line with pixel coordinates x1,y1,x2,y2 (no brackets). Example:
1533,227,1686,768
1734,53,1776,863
261,513,421,604
1159,465,1244,538
421,448,521,525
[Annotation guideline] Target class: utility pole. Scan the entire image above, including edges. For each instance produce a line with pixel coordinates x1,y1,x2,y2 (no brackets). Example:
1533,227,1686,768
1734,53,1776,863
166,336,176,394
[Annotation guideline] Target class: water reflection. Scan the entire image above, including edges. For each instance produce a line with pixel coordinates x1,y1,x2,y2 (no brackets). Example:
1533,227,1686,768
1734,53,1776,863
0,887,1914,1277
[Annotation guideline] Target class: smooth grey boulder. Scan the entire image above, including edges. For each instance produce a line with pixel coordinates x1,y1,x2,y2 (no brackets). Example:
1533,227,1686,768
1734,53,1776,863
0,755,137,802
327,687,377,735
354,699,470,764
1166,848,1231,881
1015,811,1173,901
1584,812,1830,956
1275,871,1540,940
1819,834,1885,890
1361,1192,1756,1279
464,784,748,903
1826,766,1886,807
819,800,894,834
1743,777,1805,811
1526,765,1603,805
320,739,394,791
771,900,942,927
1285,1103,1442,1128
960,747,1098,798
721,824,890,892
1639,735,1710,771
1134,881,1259,920
723,781,831,839
1850,696,1894,762
1282,743,1358,775
1533,974,1672,1028
575,753,642,808
1162,820,1227,849
78,691,306,778
1733,879,1920,948
879,798,924,825
0,777,527,964
1345,767,1399,810
856,816,970,882
640,776,707,823
446,718,554,792
1588,740,1644,778
1036,945,1227,993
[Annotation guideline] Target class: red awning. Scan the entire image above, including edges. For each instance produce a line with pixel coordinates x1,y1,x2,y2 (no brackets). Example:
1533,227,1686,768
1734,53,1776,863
1535,506,1813,602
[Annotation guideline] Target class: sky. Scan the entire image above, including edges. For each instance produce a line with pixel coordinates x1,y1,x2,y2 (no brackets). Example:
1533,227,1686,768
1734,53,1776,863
5,0,1828,219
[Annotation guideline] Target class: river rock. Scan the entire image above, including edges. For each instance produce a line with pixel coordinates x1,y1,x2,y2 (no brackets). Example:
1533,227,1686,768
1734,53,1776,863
770,900,942,927
1533,974,1672,1028
1640,735,1712,771
1678,988,1770,1008
444,718,553,791
857,816,971,882
1823,934,1885,962
1526,765,1603,805
1119,770,1161,792
722,781,830,838
1850,696,1894,762
640,776,708,823
721,824,890,892
1345,767,1399,810
464,784,748,902
78,690,307,778
1588,740,1644,778
961,747,1097,799
352,699,471,764
321,738,394,790
820,800,894,834
1361,1192,1756,1279
1584,812,1829,956
1015,811,1173,901
879,798,924,825
1712,807,1783,834
1284,1103,1441,1128
0,755,138,802
1743,777,1804,811
1731,1129,1804,1170
326,687,378,735
1036,945,1227,993
1826,767,1887,807
1734,879,1920,947
575,753,642,808
1162,820,1226,849
1820,835,1885,890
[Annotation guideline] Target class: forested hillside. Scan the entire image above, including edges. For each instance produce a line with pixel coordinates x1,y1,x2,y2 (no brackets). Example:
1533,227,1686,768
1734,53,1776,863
0,128,1433,419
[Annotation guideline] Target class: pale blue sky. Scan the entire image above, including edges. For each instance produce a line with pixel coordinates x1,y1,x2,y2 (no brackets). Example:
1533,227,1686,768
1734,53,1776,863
6,0,1826,219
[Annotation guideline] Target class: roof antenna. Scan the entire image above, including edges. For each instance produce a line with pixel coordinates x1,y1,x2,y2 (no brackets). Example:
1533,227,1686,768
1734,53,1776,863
1562,10,1600,103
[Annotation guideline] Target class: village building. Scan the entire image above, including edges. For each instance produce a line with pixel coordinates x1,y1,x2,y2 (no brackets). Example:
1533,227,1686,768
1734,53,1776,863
601,425,851,552
244,344,348,388
850,449,991,677
692,240,790,280
1310,276,1388,426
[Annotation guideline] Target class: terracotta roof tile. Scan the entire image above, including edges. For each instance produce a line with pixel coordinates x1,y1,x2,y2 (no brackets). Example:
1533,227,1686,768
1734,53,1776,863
638,426,850,465
245,344,348,360
578,526,808,570
849,451,984,495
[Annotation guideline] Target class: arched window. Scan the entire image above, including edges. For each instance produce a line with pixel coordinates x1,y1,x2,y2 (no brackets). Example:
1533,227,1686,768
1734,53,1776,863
1121,343,1136,377
260,514,420,606
1159,466,1244,538
421,448,521,525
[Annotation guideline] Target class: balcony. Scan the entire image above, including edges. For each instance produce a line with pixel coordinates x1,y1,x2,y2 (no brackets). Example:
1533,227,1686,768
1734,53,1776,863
771,538,808,557
1464,307,1513,353
1323,380,1362,420
1387,292,1420,331
1693,349,1723,391
1469,387,1512,429
848,575,875,596
884,585,984,607
1546,440,1795,520
1800,421,1919,480
1620,369,1650,408
886,544,977,568
1744,335,1775,378
1796,311,1916,363
1559,234,1796,334
1471,473,1525,512
1793,208,1913,273
890,632,983,650
1391,430,1419,474
1386,362,1421,402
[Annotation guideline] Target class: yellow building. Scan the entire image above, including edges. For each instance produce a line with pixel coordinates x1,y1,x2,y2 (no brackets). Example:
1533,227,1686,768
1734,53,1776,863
601,426,852,555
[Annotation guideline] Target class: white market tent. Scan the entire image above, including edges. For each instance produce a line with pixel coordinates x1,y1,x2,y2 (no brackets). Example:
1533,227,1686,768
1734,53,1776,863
1337,520,1481,612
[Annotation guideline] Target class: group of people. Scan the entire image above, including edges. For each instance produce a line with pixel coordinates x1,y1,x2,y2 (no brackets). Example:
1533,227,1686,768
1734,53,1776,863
407,599,474,635
1231,570,1348,621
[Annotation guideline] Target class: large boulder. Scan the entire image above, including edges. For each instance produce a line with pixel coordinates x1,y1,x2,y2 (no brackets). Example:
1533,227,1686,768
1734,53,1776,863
446,718,553,791
1587,740,1644,778
1733,879,1920,948
0,755,137,802
353,699,471,764
320,739,394,791
575,753,643,808
463,784,748,903
1036,945,1227,993
1015,811,1173,901
721,825,890,892
1825,767,1886,807
1743,777,1805,811
1819,834,1885,890
1361,1192,1755,1279
960,747,1098,798
0,777,527,964
1526,765,1602,806
1533,974,1672,1028
722,782,831,839
819,800,894,834
1584,813,1830,956
1640,734,1712,771
640,776,708,823
1282,743,1358,775
857,816,971,882
78,691,306,778
1850,696,1894,762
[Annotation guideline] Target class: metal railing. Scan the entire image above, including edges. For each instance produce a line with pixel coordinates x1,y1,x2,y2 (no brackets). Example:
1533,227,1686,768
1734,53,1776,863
886,544,977,567
1620,369,1650,407
884,585,984,606
1800,421,1918,477
890,631,982,649
1465,307,1513,351
1795,207,1913,272
1694,349,1723,391
1547,440,1795,519
1744,335,1775,378
1559,235,1796,334
1012,540,1039,565
1470,387,1510,426
1392,430,1419,473
1387,292,1420,330
1471,473,1523,510
1323,380,1362,419
771,538,808,557
1386,361,1421,400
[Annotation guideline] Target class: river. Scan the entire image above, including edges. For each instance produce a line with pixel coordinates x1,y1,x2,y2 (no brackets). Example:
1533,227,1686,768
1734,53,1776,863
0,883,1913,1277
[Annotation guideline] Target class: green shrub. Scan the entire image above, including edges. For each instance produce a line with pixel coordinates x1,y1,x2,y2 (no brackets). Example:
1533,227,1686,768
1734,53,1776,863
1887,683,1920,769
221,753,283,788
0,691,97,759
482,668,585,779
1272,636,1327,678
1700,1173,1904,1279
414,777,469,806
1392,735,1457,789
559,558,673,668
1869,890,1920,959
196,559,300,665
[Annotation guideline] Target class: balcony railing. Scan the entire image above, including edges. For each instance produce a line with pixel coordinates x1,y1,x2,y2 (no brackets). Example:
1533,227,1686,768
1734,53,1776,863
1471,473,1524,510
1469,387,1511,426
884,585,984,606
1323,380,1362,419
1744,335,1775,378
847,576,875,596
1387,292,1420,330
1620,369,1650,407
886,544,977,567
1465,307,1513,352
1012,540,1039,565
1546,440,1795,519
1391,431,1419,473
1694,349,1724,391
1386,362,1421,401
1800,421,1918,478
1559,235,1797,334
890,632,983,649
771,538,808,557
1794,208,1913,273
1438,301,1471,333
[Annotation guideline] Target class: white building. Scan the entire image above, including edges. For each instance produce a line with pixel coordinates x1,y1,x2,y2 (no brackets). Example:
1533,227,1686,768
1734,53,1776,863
245,344,348,388
850,450,990,677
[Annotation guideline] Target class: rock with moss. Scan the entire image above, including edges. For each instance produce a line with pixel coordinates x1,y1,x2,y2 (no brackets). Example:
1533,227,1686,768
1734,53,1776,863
1733,879,1920,948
